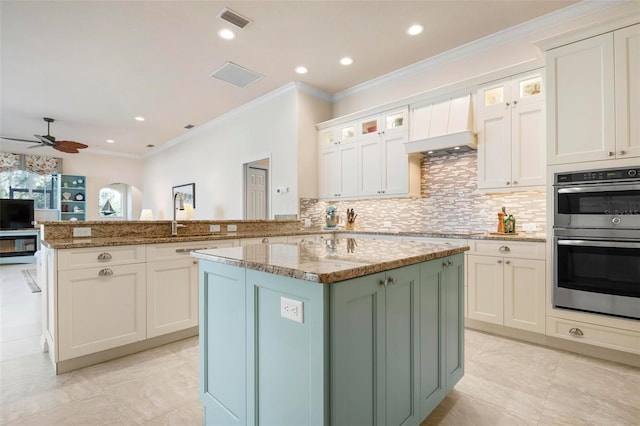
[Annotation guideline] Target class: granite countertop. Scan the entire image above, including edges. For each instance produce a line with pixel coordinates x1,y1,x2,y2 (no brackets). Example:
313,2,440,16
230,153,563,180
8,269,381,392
345,229,547,242
40,227,545,249
191,239,469,284
39,229,330,249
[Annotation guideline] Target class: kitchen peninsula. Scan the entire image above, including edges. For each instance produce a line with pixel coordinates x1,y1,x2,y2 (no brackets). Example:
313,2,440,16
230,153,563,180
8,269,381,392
192,237,469,425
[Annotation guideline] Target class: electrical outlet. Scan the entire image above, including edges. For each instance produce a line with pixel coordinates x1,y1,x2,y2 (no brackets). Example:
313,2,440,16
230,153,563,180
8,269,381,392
227,224,237,232
304,218,311,228
209,224,221,232
280,297,303,323
383,221,392,228
522,223,537,232
73,227,91,237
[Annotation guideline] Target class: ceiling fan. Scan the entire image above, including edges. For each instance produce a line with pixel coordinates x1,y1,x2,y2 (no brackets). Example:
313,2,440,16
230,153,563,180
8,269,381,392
1,117,88,154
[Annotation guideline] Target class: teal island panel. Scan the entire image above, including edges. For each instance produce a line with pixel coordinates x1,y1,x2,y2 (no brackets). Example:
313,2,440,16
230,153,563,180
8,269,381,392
199,253,464,426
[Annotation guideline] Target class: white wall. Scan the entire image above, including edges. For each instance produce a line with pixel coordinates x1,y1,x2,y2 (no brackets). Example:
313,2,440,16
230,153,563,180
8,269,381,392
142,84,330,220
296,90,332,199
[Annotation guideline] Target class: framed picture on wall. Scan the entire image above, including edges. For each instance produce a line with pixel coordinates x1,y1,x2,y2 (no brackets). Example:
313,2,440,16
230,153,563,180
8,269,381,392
172,183,195,208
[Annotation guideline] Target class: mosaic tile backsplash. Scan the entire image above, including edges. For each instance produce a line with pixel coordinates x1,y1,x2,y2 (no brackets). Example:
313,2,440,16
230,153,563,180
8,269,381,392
300,152,547,234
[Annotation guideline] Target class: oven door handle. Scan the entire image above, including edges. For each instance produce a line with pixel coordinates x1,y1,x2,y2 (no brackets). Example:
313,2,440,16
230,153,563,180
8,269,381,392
557,183,640,193
557,239,640,249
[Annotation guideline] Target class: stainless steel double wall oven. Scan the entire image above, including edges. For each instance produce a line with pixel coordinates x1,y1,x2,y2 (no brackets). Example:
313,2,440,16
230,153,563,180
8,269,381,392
553,166,640,320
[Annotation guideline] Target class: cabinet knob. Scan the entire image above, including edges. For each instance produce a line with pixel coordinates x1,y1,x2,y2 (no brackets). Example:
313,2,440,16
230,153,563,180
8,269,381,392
505,102,510,108
388,277,397,286
442,259,453,267
569,327,584,337
607,151,614,156
381,190,385,194
379,279,388,287
619,150,626,155
497,260,502,264
262,238,269,243
506,182,511,185
97,252,113,261
98,268,113,277
513,100,518,106
513,181,518,185
505,260,511,265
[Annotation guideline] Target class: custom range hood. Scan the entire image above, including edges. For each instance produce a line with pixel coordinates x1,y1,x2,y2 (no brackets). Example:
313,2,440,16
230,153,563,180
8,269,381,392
405,94,477,157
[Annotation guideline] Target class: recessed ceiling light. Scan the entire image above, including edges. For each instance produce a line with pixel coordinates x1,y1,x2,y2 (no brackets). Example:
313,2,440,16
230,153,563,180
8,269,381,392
106,139,114,143
135,116,145,121
218,29,236,40
340,57,353,66
407,24,424,36
295,66,308,74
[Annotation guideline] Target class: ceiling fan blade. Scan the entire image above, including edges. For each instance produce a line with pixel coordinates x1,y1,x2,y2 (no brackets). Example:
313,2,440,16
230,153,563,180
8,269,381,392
0,136,40,143
56,140,88,150
27,144,46,149
54,141,88,154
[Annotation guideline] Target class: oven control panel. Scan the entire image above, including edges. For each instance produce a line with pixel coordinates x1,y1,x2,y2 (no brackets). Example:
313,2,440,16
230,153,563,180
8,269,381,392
556,167,640,184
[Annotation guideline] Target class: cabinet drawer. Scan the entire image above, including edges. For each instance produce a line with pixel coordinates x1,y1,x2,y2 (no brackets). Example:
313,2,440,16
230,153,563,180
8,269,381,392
146,239,237,262
546,316,640,354
468,240,545,259
58,245,146,270
240,236,288,246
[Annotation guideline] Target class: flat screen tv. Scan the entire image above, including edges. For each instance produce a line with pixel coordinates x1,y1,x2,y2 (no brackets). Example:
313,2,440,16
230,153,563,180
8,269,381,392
0,199,35,230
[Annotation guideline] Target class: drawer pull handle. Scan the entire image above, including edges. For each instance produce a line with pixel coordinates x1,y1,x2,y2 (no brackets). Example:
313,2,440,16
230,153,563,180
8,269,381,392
97,253,113,261
498,246,510,253
379,279,387,287
569,327,584,337
442,260,453,267
262,238,269,243
98,268,114,277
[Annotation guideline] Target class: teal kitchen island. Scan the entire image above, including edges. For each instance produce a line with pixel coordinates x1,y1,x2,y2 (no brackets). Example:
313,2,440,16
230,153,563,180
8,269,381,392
192,237,469,426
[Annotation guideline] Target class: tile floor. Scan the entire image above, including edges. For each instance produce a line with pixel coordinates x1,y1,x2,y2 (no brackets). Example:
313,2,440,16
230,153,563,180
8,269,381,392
1,262,639,425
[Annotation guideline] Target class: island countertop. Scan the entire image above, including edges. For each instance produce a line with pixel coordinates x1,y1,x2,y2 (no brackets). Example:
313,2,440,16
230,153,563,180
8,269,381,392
192,238,469,284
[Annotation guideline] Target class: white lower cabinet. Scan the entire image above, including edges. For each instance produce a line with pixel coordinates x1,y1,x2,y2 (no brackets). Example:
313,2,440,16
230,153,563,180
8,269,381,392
54,240,239,363
146,258,198,338
146,240,237,338
58,263,146,360
467,240,545,334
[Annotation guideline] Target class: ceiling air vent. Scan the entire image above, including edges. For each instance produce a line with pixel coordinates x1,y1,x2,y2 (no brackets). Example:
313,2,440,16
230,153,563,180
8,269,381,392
211,62,263,88
218,8,251,29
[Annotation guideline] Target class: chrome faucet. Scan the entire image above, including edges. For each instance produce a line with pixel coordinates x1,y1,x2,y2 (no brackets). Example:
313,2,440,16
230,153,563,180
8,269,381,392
171,192,186,236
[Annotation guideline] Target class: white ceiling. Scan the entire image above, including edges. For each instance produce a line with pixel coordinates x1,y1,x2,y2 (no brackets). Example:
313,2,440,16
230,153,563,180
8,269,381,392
0,0,579,158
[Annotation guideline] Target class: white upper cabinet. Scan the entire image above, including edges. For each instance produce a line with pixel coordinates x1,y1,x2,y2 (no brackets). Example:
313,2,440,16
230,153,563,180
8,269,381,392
318,107,419,200
476,71,545,190
614,24,640,159
318,121,359,199
546,24,639,165
358,107,416,197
